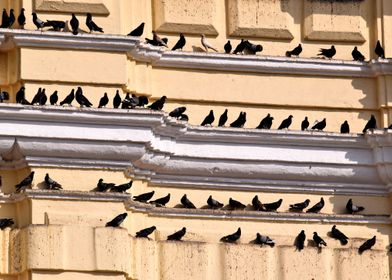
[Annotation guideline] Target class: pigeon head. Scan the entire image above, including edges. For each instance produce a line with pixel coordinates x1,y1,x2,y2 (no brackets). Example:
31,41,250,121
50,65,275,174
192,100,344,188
201,34,205,38
32,12,36,16
161,96,167,101
300,230,305,234
320,197,324,202
10,9,14,13
332,225,336,229
331,45,335,50
152,226,156,230
21,8,25,12
305,199,310,203
86,13,92,18
313,232,317,235
182,227,186,232
98,178,103,183
122,213,128,217
237,227,241,234
255,45,263,52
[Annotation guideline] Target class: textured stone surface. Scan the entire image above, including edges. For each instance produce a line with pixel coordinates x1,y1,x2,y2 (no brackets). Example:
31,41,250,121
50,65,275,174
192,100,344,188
34,0,109,15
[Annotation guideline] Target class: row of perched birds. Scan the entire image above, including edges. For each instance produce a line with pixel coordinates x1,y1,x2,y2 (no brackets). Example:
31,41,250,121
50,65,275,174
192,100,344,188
0,7,387,60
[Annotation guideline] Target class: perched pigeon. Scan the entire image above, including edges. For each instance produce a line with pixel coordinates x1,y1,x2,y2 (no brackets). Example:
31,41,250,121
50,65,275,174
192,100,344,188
152,31,168,47
256,113,273,129
145,37,168,47
98,92,109,108
44,173,62,190
346,198,364,214
301,117,309,131
311,118,326,131
17,8,25,28
220,227,241,243
44,20,66,31
218,109,228,126
172,33,186,51
150,193,170,206
110,180,133,193
252,195,263,211
201,34,218,52
137,96,149,107
136,226,156,238
375,40,385,59
70,13,79,35
243,40,263,55
352,47,365,61
75,87,92,107
86,13,103,33
31,88,43,105
230,112,246,128
39,89,47,105
201,110,215,126
286,44,302,57
306,197,324,213
169,107,187,119
362,115,377,133
148,96,166,111
0,9,9,28
340,121,350,134
296,230,306,251
313,232,327,248
358,236,376,254
128,22,144,37
262,199,282,212
50,91,58,105
113,90,122,108
8,9,15,28
207,195,223,209
16,86,29,105
181,194,196,209
60,89,75,106
278,115,293,130
229,198,246,210
106,213,127,227
318,45,336,59
289,199,310,212
167,227,186,241
331,225,348,245
254,233,275,247
0,90,9,103
233,39,246,54
15,171,34,192
0,218,14,230
224,40,232,54
96,178,115,192
32,12,44,30
133,191,155,203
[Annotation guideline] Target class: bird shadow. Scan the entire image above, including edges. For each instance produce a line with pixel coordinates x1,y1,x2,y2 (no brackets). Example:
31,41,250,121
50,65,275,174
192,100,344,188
36,181,47,190
192,46,206,53
173,204,185,208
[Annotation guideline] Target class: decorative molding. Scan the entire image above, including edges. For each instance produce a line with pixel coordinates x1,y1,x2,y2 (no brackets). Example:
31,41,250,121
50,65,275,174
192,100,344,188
34,0,110,15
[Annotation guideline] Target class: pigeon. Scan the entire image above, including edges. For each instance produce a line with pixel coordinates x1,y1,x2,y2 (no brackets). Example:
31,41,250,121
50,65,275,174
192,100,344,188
32,12,45,30
136,226,156,238
218,109,228,126
0,218,14,230
152,31,168,47
375,40,385,59
352,47,365,61
8,9,15,28
362,115,377,133
224,40,232,54
98,92,109,108
39,89,47,105
230,112,246,128
106,213,127,227
31,88,43,105
70,13,79,35
340,121,350,134
296,230,306,251
252,195,263,211
169,107,187,119
201,34,218,52
133,191,155,203
113,90,122,108
278,115,293,130
179,114,189,121
0,9,9,28
256,113,273,129
44,20,66,31
331,225,348,245
16,86,29,104
17,8,25,28
122,93,135,109
172,33,186,51
181,194,196,209
86,13,103,33
289,199,310,212
96,179,115,192
128,22,144,37
75,87,92,107
150,193,170,206
50,91,58,105
167,227,186,241
0,90,9,103
286,44,302,57
110,180,133,193
243,40,263,55
137,96,149,107
60,89,75,106
229,198,246,210
346,198,364,214
15,171,34,192
233,39,246,54
201,110,215,126
311,118,326,131
318,45,336,59
145,37,168,47
220,227,241,243
301,117,309,131
262,199,282,212
254,233,275,247
389,124,392,129
313,232,327,247
44,173,62,190
207,195,223,209
358,236,376,254
148,96,166,110
306,197,324,213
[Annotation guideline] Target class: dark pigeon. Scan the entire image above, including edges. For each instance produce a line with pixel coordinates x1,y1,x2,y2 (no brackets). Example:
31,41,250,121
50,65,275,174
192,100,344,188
50,91,58,105
230,112,246,128
44,173,62,190
318,45,336,59
306,197,324,213
252,195,263,211
278,115,293,130
0,9,9,28
301,117,309,131
17,8,25,28
145,37,168,47
262,199,282,212
75,87,92,107
256,113,273,129
352,47,365,61
128,22,144,37
15,171,34,192
313,232,327,248
181,194,196,209
233,39,246,54
113,90,122,108
243,40,263,55
136,226,156,238
340,121,350,134
172,33,186,51
0,90,9,103
86,13,103,33
0,218,14,230
110,180,133,193
32,12,44,30
311,118,326,131
289,199,310,212
8,9,15,28
207,195,223,209
218,109,228,127
362,115,377,133
148,96,166,111
137,96,149,107
60,89,75,106
150,193,170,206
96,178,115,192
229,198,246,210
44,20,66,31
254,233,275,247
98,92,109,108
346,198,364,214
331,225,348,245
358,236,376,254
286,44,302,57
106,213,127,227
296,230,306,251
16,86,30,105
133,191,155,203
201,110,214,126
220,227,241,243
167,227,186,241
152,31,168,47
169,107,187,119
375,40,385,59
224,40,232,54
70,13,79,35
39,88,47,105
31,88,43,105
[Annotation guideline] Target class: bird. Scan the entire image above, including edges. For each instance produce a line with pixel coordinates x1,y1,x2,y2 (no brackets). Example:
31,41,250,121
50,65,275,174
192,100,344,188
296,230,306,251
152,31,168,47
39,88,47,105
8,9,15,28
262,199,282,212
313,232,327,248
96,179,115,192
15,171,35,192
70,13,79,35
32,12,45,30
346,198,364,214
201,34,218,52
201,110,215,126
137,96,149,107
133,191,155,203
167,227,186,241
233,39,246,54
106,213,127,227
98,93,109,108
230,112,246,128
136,226,156,238
50,91,58,105
254,233,275,247
286,44,302,57
389,124,392,129
252,195,263,211
220,227,241,243
181,194,196,209
145,37,168,47
352,47,365,61
256,113,273,129
224,40,232,54
301,117,309,131
318,45,336,59
16,86,29,105
229,198,246,210
17,8,25,28
148,96,166,110
207,195,223,209
75,87,92,107
172,33,186,51
0,218,14,230
0,90,9,103
375,40,385,58
306,197,324,213
362,115,377,133
243,40,263,55
311,118,326,131
278,115,293,130
169,107,187,119
358,236,376,254
31,88,43,105
150,193,170,206
331,225,349,245
0,9,9,28
86,13,103,33
289,199,310,212
218,109,228,126
340,121,350,133
60,89,75,106
179,114,189,121
44,173,62,190
44,20,66,31
113,90,122,108
110,180,133,193
128,22,144,37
